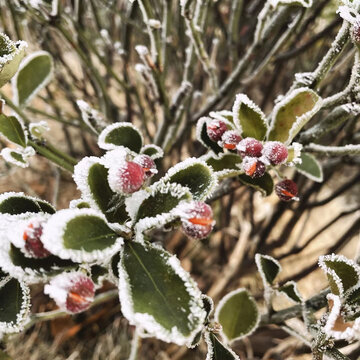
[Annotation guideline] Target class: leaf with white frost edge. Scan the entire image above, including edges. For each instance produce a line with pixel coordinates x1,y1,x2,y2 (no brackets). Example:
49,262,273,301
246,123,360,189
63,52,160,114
118,241,206,346
163,158,218,201
255,254,281,287
209,110,235,126
277,281,303,304
232,94,267,140
295,153,323,182
238,173,274,197
41,209,123,263
98,123,143,153
204,332,240,360
13,51,53,107
203,152,243,179
319,254,360,297
196,117,223,154
76,100,107,134
286,142,303,166
1,147,35,168
0,114,27,148
269,0,312,8
140,144,164,160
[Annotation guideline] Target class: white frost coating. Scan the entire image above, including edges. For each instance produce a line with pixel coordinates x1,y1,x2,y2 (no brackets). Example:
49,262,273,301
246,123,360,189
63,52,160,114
1,147,33,168
341,102,360,115
12,51,53,107
41,208,124,263
204,331,240,360
0,37,27,67
319,254,360,297
295,153,323,183
255,253,281,287
214,288,261,344
286,142,303,166
76,100,107,134
306,143,360,156
337,5,360,25
0,279,30,333
125,188,151,222
118,242,206,346
148,19,161,29
140,144,164,160
29,121,50,139
69,198,88,209
135,45,149,56
162,158,218,201
100,147,129,168
98,122,143,151
269,0,312,8
268,87,322,145
232,93,267,135
277,280,303,304
196,117,211,147
209,111,235,129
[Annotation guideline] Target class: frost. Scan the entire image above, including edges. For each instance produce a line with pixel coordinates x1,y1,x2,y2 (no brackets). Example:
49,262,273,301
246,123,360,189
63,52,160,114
29,121,50,138
76,100,107,134
1,147,35,168
269,0,312,8
337,5,360,25
341,102,360,115
135,45,149,56
0,37,27,67
276,280,303,304
204,331,240,360
148,19,161,29
100,148,128,169
140,144,164,159
306,143,360,156
196,117,212,148
41,208,124,263
286,142,303,166
294,72,315,87
255,253,282,288
209,110,234,128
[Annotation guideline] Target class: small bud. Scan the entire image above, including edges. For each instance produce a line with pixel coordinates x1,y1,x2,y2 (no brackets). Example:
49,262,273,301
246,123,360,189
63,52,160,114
23,220,51,258
108,161,145,194
275,179,299,202
133,154,158,179
262,141,288,165
44,272,95,314
219,130,242,150
237,137,263,158
242,157,266,178
179,201,215,239
206,119,227,142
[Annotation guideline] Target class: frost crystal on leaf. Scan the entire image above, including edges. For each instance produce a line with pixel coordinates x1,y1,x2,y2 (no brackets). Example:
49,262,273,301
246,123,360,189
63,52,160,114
1,147,35,168
29,121,50,139
76,100,107,134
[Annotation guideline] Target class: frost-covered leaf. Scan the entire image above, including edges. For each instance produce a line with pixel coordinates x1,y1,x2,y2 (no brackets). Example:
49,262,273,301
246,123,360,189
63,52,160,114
1,146,35,168
204,332,240,360
202,294,214,322
0,114,27,147
295,153,323,182
268,88,322,145
141,144,164,160
73,157,128,224
98,123,143,153
76,100,107,134
286,142,302,165
209,110,235,125
215,288,260,342
319,254,360,297
204,153,242,179
0,277,30,333
164,158,218,200
90,265,108,287
269,0,312,7
13,51,53,107
233,94,267,140
255,254,281,286
196,117,223,154
278,281,302,304
118,241,206,346
0,34,26,88
41,209,123,263
238,172,273,196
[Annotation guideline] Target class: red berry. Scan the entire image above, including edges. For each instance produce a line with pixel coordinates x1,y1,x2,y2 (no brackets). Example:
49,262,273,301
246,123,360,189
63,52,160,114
237,138,263,158
275,179,298,202
23,221,51,258
262,141,288,165
133,154,157,179
352,22,360,43
180,201,214,239
109,161,145,194
206,120,227,142
44,273,95,314
220,130,242,150
242,157,266,178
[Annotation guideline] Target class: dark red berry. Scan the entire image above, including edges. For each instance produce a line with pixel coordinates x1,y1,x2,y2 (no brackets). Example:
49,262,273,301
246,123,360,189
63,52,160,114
133,154,157,179
206,120,227,142
23,221,51,258
109,161,145,194
352,22,360,43
220,130,242,150
275,179,298,202
242,157,266,178
262,141,288,165
180,201,214,239
237,138,263,158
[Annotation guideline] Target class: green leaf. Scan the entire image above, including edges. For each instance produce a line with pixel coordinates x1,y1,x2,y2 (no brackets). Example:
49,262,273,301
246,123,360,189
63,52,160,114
319,254,360,297
165,159,217,200
205,153,242,179
0,277,30,332
98,123,143,153
13,51,53,107
119,241,206,346
202,294,214,322
36,200,56,214
209,110,235,125
0,114,27,147
41,209,122,263
196,117,223,154
295,153,323,182
238,172,273,196
0,34,26,88
255,254,281,286
141,144,164,159
233,94,267,140
215,288,260,342
268,88,322,145
204,332,240,360
278,281,302,303
0,193,41,214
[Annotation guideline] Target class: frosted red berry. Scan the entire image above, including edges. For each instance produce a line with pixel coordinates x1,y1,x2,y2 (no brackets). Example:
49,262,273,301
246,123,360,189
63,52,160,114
242,157,266,178
133,154,157,179
220,130,242,150
206,119,227,142
262,141,288,165
23,221,51,258
110,161,145,194
275,179,298,202
352,22,360,43
180,201,214,239
237,138,263,158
